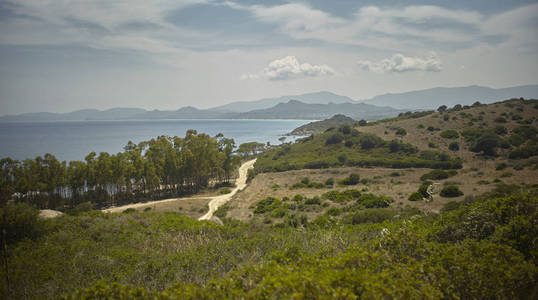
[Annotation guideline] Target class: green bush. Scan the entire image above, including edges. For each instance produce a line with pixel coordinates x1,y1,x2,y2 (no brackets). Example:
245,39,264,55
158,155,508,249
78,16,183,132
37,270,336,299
496,162,507,170
507,134,525,147
395,128,407,136
254,197,282,214
339,173,360,185
471,132,500,156
440,185,464,197
219,187,232,194
0,202,42,244
449,142,460,151
440,130,459,139
345,208,396,224
408,192,423,201
495,125,508,135
513,125,537,140
325,133,344,145
509,144,538,159
494,117,507,123
420,169,457,181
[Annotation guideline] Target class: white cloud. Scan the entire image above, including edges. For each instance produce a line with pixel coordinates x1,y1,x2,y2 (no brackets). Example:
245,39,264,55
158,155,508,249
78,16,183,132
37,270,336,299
241,56,336,81
357,53,442,73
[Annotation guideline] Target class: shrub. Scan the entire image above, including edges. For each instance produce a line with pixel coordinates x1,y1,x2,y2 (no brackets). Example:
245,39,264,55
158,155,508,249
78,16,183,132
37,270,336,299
359,134,384,149
443,114,449,121
509,144,538,159
0,202,42,244
495,163,507,171
507,134,525,147
408,192,423,201
440,186,463,197
494,117,507,123
357,193,392,208
449,142,460,151
495,125,508,135
358,119,367,126
219,187,232,194
304,197,321,205
254,197,282,214
325,178,334,187
346,208,396,224
326,207,341,216
440,130,459,139
513,125,537,140
339,173,360,185
339,125,352,134
395,128,407,136
420,169,456,181
122,208,136,214
471,132,500,156
325,133,344,145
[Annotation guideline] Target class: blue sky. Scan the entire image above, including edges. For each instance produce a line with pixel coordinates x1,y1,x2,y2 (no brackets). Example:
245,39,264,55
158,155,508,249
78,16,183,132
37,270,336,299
1,0,537,114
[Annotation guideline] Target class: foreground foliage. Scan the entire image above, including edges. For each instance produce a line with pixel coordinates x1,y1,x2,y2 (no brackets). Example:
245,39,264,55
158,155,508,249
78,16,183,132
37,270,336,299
0,185,536,299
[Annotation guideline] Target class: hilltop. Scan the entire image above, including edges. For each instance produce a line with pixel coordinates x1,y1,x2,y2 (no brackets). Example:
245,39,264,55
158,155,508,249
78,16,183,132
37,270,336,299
288,114,357,136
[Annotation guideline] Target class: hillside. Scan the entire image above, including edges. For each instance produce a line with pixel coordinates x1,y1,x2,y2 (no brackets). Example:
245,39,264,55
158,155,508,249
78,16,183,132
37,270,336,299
238,100,401,120
288,114,357,135
360,84,538,109
224,98,537,221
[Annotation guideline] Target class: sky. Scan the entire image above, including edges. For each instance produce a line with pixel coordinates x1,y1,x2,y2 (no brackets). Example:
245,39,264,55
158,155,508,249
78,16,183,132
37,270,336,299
0,0,537,114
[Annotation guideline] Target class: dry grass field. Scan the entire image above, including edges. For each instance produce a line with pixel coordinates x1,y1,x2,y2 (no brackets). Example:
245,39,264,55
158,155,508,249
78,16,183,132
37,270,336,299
226,99,538,221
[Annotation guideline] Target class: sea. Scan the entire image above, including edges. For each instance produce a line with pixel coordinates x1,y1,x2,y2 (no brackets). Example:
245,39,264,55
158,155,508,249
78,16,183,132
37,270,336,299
0,119,311,162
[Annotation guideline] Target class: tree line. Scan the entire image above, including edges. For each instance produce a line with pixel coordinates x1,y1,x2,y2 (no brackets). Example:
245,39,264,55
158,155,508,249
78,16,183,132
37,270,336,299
0,130,243,210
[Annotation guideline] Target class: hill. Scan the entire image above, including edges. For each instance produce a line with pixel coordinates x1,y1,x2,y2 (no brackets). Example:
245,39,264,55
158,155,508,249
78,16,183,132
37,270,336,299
360,84,538,109
288,114,357,136
212,91,356,112
238,100,402,120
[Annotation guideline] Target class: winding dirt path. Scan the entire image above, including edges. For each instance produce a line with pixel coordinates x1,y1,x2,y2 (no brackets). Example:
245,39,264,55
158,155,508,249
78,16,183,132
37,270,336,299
101,159,256,218
199,158,256,220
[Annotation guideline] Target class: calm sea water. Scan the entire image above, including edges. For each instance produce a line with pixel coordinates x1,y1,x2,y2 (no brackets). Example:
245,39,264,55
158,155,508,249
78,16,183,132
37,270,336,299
0,119,310,161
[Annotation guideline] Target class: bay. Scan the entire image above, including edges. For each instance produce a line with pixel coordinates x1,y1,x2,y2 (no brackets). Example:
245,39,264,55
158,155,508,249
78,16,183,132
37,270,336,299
0,119,310,161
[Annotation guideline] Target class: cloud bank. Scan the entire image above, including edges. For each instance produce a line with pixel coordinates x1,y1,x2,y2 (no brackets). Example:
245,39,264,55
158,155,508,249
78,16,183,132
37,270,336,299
357,53,442,73
242,56,336,81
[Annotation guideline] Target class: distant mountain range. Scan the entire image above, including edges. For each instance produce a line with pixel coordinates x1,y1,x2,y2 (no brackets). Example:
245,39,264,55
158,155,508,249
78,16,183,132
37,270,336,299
212,91,355,112
2,84,537,122
359,84,538,109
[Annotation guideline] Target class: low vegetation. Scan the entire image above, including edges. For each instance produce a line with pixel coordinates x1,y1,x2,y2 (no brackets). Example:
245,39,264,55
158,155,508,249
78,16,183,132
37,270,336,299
1,185,534,299
255,126,462,173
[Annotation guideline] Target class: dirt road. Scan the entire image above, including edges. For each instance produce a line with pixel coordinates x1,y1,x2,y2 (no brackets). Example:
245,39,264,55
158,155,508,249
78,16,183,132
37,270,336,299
198,158,256,220
101,159,256,218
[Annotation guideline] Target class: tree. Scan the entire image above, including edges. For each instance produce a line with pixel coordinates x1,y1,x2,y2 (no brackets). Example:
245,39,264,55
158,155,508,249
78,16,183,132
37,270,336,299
278,137,286,144
437,105,447,113
472,132,500,156
238,142,264,156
